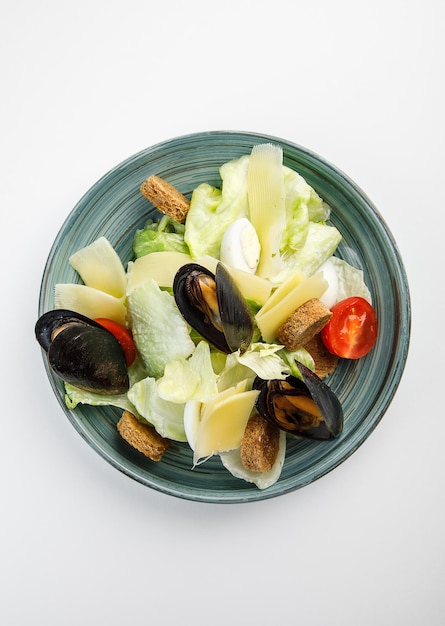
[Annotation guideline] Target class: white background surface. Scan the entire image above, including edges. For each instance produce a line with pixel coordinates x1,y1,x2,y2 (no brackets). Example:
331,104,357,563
1,1,443,624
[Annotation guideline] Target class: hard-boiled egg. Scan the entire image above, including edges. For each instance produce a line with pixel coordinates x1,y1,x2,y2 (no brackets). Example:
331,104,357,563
183,399,202,451
220,217,261,274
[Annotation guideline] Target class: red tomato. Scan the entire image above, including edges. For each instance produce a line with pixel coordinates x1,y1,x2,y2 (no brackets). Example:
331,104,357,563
94,318,137,366
321,297,378,359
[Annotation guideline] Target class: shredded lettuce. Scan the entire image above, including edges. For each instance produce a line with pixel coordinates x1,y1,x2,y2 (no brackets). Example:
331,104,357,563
216,352,256,393
157,340,218,403
284,168,331,224
133,216,189,258
127,377,187,442
184,155,250,258
236,342,290,380
64,383,140,416
184,154,340,284
279,222,342,281
127,278,195,378
330,256,372,303
278,347,316,379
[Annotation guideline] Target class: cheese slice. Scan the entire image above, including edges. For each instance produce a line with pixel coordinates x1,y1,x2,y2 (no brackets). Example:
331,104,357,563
247,144,286,279
54,284,127,326
193,383,259,464
198,255,272,305
69,236,127,299
255,272,328,343
126,251,192,294
258,270,305,316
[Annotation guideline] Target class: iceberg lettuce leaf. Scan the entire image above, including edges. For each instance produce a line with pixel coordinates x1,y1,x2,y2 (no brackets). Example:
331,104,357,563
133,216,189,258
278,347,316,379
236,342,291,380
330,256,372,303
280,222,342,280
184,155,250,258
157,340,218,403
127,278,195,378
127,377,187,441
64,383,140,416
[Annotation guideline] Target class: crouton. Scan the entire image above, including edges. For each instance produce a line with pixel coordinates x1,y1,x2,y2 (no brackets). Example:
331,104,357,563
304,333,339,379
140,175,190,223
117,410,169,461
277,298,332,351
240,413,281,473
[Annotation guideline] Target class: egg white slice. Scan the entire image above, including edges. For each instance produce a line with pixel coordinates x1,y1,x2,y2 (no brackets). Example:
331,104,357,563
220,217,260,274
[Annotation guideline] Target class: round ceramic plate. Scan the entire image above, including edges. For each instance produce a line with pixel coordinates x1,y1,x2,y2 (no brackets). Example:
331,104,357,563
38,131,411,503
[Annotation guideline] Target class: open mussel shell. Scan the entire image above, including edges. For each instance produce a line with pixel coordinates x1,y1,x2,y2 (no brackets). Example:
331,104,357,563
253,362,343,441
35,309,129,395
35,309,105,352
173,262,254,354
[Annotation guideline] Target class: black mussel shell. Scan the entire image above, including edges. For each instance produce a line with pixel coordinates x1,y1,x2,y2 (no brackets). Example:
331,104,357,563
173,262,254,354
48,323,129,394
35,309,129,395
253,362,343,440
35,309,104,352
215,263,253,353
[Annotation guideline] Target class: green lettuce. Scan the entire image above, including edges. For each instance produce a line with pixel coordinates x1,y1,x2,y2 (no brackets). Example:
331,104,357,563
64,383,140,416
183,154,340,283
278,347,316,379
236,342,291,380
156,340,218,403
184,155,250,258
127,278,195,378
281,165,330,253
127,377,187,441
280,222,342,280
330,256,372,303
133,215,189,258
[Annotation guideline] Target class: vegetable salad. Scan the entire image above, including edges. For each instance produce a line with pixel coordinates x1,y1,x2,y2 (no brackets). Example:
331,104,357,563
52,144,376,489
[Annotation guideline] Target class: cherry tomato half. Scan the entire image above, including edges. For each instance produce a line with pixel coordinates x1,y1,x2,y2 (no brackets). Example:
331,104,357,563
321,297,378,359
94,318,137,366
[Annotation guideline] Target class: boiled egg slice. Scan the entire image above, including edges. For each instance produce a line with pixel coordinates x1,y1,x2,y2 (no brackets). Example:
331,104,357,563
220,218,261,274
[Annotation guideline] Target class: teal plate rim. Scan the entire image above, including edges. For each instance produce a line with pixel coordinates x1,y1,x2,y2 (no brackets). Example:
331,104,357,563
38,130,411,503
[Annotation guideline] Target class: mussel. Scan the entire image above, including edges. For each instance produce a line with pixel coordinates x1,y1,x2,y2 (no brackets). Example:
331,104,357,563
35,309,129,395
173,262,254,354
253,362,343,441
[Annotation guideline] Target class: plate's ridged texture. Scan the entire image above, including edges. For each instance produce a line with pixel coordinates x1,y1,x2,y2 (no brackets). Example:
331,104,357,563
38,131,411,503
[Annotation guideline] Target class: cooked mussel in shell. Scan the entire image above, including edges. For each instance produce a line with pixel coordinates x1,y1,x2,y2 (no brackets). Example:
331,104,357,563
173,262,254,354
253,362,343,440
35,309,129,395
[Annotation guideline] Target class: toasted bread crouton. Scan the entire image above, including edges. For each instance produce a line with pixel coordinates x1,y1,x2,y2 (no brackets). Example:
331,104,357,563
304,333,339,379
277,298,332,351
140,175,190,223
117,410,169,461
240,413,281,473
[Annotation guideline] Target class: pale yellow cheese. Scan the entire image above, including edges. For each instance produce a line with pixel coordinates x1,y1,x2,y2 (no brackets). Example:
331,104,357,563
126,251,192,294
194,383,259,463
247,144,286,279
255,272,328,343
54,284,127,326
69,237,127,299
258,270,305,316
126,251,272,306
198,256,272,305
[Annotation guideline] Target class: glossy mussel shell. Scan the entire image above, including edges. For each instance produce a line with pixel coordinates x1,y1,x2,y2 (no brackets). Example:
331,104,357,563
173,262,254,354
35,309,129,395
254,362,343,441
